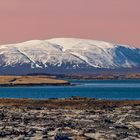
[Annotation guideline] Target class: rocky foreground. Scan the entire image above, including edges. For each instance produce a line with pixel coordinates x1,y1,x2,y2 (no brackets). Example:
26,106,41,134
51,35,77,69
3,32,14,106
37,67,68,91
0,98,139,140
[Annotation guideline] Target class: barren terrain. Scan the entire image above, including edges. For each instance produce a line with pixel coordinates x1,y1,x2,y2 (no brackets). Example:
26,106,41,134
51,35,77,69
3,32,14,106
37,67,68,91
0,98,139,140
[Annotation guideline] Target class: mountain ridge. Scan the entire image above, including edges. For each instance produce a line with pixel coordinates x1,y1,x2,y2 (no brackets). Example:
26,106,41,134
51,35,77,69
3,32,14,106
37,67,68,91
0,38,140,75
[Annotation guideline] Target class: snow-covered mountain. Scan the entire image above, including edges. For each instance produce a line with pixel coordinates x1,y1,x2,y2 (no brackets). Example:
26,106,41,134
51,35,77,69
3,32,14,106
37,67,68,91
0,38,140,75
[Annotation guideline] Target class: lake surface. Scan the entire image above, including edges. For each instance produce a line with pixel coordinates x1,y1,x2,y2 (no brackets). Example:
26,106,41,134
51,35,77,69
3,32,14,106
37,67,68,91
0,79,140,100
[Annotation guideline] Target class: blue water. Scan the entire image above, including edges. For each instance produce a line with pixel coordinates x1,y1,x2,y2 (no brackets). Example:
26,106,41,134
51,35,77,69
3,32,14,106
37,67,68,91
0,79,140,100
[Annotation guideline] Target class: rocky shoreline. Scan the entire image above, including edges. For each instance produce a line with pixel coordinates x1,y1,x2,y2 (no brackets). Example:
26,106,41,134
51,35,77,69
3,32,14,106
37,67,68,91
0,98,139,140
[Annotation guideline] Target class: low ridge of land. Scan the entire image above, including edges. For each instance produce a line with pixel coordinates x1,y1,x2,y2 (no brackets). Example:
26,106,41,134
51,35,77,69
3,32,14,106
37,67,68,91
59,73,140,80
0,76,70,87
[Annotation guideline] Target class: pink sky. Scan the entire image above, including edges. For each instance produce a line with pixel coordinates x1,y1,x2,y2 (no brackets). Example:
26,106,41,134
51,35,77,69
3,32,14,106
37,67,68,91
0,0,140,47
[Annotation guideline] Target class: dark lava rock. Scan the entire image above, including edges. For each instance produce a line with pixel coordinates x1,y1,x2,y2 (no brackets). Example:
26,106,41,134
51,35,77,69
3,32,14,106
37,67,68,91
103,105,113,111
104,118,114,124
84,128,96,133
117,132,129,139
115,125,128,129
55,133,72,140
42,135,48,139
0,131,11,137
63,121,77,129
0,112,5,120
24,129,36,137
42,129,48,135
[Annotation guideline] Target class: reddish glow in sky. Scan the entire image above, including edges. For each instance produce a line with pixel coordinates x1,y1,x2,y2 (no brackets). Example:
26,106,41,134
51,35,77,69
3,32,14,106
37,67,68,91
0,0,140,47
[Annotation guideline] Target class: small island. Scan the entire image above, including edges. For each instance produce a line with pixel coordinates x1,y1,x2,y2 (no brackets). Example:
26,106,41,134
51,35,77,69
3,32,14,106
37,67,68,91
0,75,70,87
